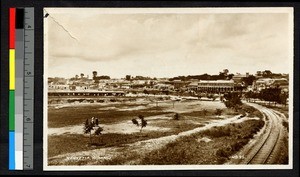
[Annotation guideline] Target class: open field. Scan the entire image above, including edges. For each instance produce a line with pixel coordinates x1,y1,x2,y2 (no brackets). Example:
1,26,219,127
48,99,227,157
48,98,227,128
47,97,277,165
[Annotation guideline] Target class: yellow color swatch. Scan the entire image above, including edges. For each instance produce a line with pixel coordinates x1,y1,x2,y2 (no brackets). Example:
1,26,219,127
9,49,15,90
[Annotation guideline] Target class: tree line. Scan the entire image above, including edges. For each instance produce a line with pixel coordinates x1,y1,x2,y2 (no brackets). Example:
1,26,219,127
245,87,288,106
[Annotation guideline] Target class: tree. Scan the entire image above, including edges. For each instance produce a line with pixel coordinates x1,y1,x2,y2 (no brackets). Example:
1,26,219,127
97,75,110,80
92,71,97,78
126,75,131,81
139,115,147,132
227,73,234,80
259,87,281,105
223,92,242,109
83,117,103,144
132,115,148,133
132,118,139,126
218,72,226,80
83,119,94,144
245,91,260,102
262,70,272,77
279,92,288,106
242,75,256,86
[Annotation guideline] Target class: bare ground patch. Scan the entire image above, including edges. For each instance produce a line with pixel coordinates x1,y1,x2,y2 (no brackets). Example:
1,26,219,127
48,114,252,165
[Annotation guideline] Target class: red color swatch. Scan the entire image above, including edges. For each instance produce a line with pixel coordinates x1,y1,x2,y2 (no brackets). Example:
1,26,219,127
9,8,16,49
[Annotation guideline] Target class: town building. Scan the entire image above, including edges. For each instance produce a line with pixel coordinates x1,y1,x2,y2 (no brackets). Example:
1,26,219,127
252,78,289,91
187,81,198,92
197,80,234,93
232,72,249,84
172,80,190,90
48,90,125,97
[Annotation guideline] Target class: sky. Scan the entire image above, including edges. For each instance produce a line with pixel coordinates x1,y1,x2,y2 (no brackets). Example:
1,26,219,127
44,8,293,79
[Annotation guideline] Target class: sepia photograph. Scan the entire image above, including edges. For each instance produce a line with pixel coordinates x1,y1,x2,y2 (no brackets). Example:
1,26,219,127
43,8,293,170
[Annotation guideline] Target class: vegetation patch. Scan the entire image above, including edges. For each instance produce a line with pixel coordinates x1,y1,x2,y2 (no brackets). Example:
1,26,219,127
240,104,264,118
257,103,289,119
48,105,172,128
136,119,264,165
48,121,202,158
277,130,289,164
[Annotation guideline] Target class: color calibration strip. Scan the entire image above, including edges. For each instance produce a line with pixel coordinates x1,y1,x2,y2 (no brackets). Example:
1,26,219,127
9,7,34,170
9,7,16,170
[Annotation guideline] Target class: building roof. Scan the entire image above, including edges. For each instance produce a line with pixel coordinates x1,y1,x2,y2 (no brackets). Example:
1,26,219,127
232,74,247,78
48,90,125,93
199,80,234,84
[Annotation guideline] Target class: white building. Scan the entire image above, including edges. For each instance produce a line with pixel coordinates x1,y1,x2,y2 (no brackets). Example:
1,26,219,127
197,80,234,93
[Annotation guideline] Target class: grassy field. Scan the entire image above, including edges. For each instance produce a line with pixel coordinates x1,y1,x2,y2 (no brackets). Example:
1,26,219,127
48,104,173,128
48,99,271,165
48,100,228,158
96,118,264,165
48,122,202,158
136,119,265,165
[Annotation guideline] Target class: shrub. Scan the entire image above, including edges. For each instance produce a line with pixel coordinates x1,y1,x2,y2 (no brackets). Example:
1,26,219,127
97,99,104,103
78,99,85,103
173,113,180,120
216,147,231,158
241,105,263,118
110,99,116,102
282,121,289,131
215,109,222,116
202,126,231,138
231,141,246,151
94,127,103,135
132,118,139,126
131,115,148,133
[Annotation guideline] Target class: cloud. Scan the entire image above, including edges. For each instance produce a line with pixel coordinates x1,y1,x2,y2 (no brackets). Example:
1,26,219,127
45,9,292,78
